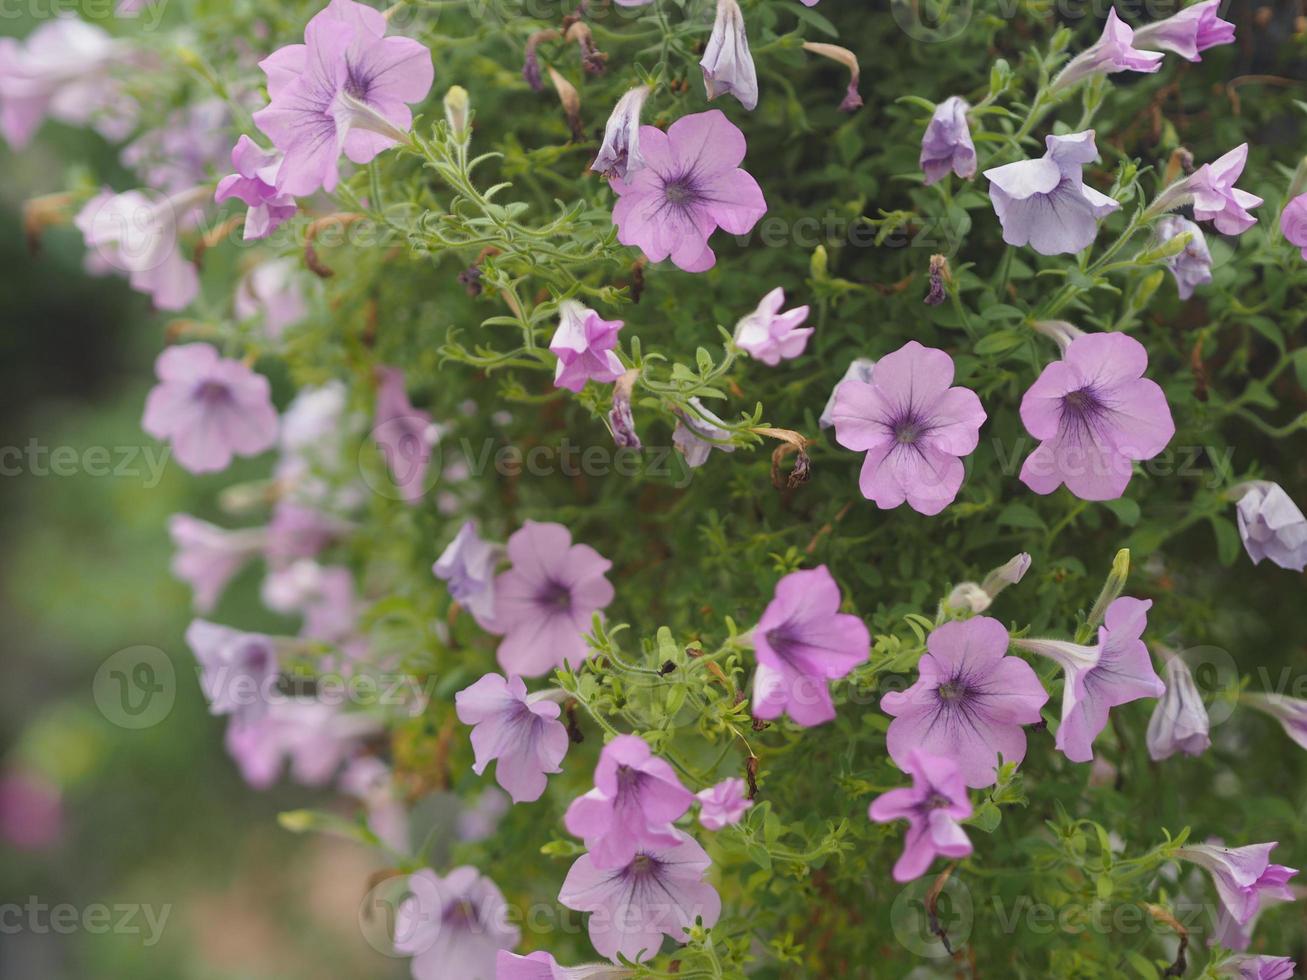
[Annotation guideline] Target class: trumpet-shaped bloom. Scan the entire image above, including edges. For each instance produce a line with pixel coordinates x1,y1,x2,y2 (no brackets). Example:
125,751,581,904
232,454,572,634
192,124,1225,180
830,341,986,515
1052,10,1163,90
1176,843,1298,927
984,131,1120,255
1015,597,1165,763
1133,0,1236,62
215,136,297,240
1146,655,1211,760
672,397,735,468
1216,954,1297,979
564,735,693,869
558,830,721,964
1154,215,1213,300
455,673,569,803
168,514,264,613
869,749,973,882
434,521,500,626
373,366,439,504
610,109,766,273
225,699,376,789
185,619,278,719
591,85,650,180
882,616,1048,788
751,566,870,726
1018,332,1174,501
496,950,631,979
1154,144,1262,235
1236,481,1307,571
1282,194,1307,259
733,287,812,366
252,0,434,196
700,0,757,111
142,343,279,474
819,358,876,429
550,301,624,392
489,521,614,677
696,777,752,830
920,96,976,185
1245,692,1307,750
394,867,520,980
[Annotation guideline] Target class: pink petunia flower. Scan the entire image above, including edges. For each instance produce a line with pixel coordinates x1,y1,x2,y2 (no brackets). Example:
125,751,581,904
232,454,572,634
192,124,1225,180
265,500,346,565
235,258,309,339
830,341,986,515
1244,692,1307,750
1176,843,1298,928
434,520,501,627
339,756,410,854
0,767,63,852
1014,597,1165,763
564,734,693,869
215,136,297,240
610,109,766,273
558,829,721,964
550,301,625,392
1280,194,1307,260
225,698,376,789
455,673,569,803
488,521,614,677
373,366,439,504
1151,144,1263,236
1216,954,1297,979
751,565,870,726
496,950,631,979
868,749,973,882
253,0,434,196
882,616,1048,789
394,867,520,980
1018,332,1174,501
1051,9,1163,92
733,288,812,366
1133,0,1236,62
168,514,264,613
695,777,751,831
142,343,279,474
920,96,976,186
185,619,278,719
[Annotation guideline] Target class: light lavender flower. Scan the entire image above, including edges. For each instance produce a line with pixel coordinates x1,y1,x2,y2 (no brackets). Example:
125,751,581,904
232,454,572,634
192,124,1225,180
591,85,651,180
1154,215,1213,300
1234,481,1307,571
1146,654,1211,760
1133,0,1236,62
673,398,735,468
819,358,876,429
700,0,757,111
920,96,975,185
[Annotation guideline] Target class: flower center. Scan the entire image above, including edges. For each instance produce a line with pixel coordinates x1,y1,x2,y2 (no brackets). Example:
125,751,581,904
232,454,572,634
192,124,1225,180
663,177,699,207
536,580,573,612
194,380,232,405
343,64,372,101
442,899,478,929
937,679,968,702
628,854,659,879
1061,385,1107,432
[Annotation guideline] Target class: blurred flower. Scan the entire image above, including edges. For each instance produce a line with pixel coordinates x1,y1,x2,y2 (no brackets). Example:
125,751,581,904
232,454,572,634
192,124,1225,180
488,521,614,677
169,513,265,612
591,85,650,180
339,756,409,853
434,521,500,627
751,565,870,727
496,950,631,979
1176,843,1297,930
225,699,376,789
1018,332,1174,501
869,749,973,882
672,397,735,468
0,767,63,851
265,501,346,565
920,96,975,186
1244,692,1307,750
883,617,1048,788
819,358,875,429
457,788,510,842
185,619,278,719
123,99,232,194
611,109,766,272
984,131,1120,255
235,257,308,338
802,42,862,112
1051,10,1163,92
696,777,752,830
1281,194,1307,259
830,341,986,515
395,867,520,978
733,287,812,366
1015,597,1164,763
1146,655,1211,760
253,0,433,195
455,673,569,803
1133,0,1236,62
373,366,439,505
549,301,625,392
564,734,692,869
559,830,720,964
700,0,757,111
215,137,298,240
1154,215,1213,299
142,343,279,473
1215,954,1297,979
608,370,641,450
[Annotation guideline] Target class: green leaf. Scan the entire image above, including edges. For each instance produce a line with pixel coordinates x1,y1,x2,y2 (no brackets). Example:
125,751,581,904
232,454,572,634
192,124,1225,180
997,502,1046,530
1209,516,1241,567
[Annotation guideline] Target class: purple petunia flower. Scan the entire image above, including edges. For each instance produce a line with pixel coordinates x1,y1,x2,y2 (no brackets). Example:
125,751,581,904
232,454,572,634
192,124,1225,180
1151,144,1262,235
142,343,279,474
488,520,614,677
868,749,973,882
672,397,735,468
215,136,298,240
122,99,233,195
1234,481,1307,571
733,287,812,366
1176,843,1298,929
235,257,309,340
224,698,376,789
434,520,501,626
1146,655,1211,761
1154,215,1213,300
395,867,520,980
591,85,651,180
1216,954,1298,979
339,756,410,854
496,950,632,979
564,734,693,869
373,366,439,504
455,673,569,803
882,616,1049,789
984,131,1120,255
168,514,265,613
1133,0,1236,62
1018,332,1174,501
558,829,721,964
185,619,278,719
920,96,976,186
1281,194,1307,259
751,565,871,727
700,0,758,111
610,109,766,273
696,777,752,830
608,371,641,450
819,357,876,429
830,341,987,515
550,301,625,392
252,0,434,196
1244,692,1307,751
1052,10,1164,92
1014,597,1165,763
